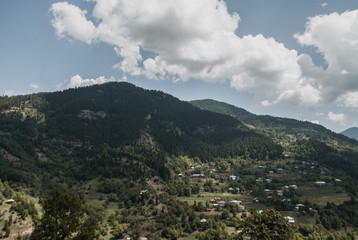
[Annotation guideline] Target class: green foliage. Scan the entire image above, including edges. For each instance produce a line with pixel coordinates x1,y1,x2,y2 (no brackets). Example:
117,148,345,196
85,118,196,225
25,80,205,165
196,224,232,240
31,187,101,240
237,209,296,240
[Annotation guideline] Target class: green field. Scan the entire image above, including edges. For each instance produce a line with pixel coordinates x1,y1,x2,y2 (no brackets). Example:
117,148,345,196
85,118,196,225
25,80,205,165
297,184,349,206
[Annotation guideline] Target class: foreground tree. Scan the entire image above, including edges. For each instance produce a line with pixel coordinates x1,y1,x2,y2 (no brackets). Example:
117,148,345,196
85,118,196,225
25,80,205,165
236,209,296,240
31,187,98,240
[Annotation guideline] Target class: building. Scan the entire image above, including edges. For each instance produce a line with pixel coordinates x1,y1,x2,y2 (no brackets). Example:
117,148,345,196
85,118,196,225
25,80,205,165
217,201,226,207
5,199,15,204
314,181,326,186
191,174,204,178
285,216,295,224
231,200,242,204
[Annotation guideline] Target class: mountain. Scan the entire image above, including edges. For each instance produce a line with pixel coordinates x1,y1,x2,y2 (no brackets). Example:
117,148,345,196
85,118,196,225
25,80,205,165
0,82,281,186
191,99,358,179
191,99,358,150
341,127,358,140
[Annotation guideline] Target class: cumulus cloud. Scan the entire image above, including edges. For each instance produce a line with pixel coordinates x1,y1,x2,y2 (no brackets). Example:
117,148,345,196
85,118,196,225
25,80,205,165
67,75,117,88
50,2,96,44
328,112,349,126
321,3,328,8
295,9,358,106
339,92,358,108
50,1,358,109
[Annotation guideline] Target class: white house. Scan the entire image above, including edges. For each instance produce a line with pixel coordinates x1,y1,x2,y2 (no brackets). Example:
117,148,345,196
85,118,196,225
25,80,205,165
5,199,15,204
229,175,239,181
314,181,326,186
285,216,295,224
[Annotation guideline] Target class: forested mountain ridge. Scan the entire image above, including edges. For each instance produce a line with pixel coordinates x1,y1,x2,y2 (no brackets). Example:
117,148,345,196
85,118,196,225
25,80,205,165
191,99,358,180
0,82,281,186
191,99,358,150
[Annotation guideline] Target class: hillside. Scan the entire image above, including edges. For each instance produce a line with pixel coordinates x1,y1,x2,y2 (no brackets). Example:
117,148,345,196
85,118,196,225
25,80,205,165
0,83,281,186
191,99,358,150
1,84,358,239
341,127,358,140
191,99,358,180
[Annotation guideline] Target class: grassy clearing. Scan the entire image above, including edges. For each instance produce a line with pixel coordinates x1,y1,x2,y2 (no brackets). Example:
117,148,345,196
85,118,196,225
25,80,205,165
178,192,252,206
179,232,197,240
297,184,349,206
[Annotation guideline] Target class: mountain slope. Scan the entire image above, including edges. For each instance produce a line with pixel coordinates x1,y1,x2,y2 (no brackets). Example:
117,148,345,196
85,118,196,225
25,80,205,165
0,83,282,187
191,99,358,150
341,127,358,140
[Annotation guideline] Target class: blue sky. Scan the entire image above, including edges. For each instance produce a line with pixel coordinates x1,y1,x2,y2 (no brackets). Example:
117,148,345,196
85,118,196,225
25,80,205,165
1,0,358,132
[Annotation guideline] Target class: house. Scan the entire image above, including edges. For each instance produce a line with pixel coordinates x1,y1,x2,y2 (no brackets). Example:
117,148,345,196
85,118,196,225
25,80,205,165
265,179,272,183
309,208,318,216
231,200,242,204
214,175,220,180
229,175,238,181
295,203,304,210
277,190,284,196
217,201,226,207
268,171,274,174
200,218,207,223
277,168,283,172
264,189,273,194
253,198,259,203
228,187,234,192
178,173,183,177
285,216,295,224
191,174,204,178
138,237,148,240
314,181,326,186
5,199,15,204
256,178,263,183
335,179,342,182
239,205,245,210
289,185,297,189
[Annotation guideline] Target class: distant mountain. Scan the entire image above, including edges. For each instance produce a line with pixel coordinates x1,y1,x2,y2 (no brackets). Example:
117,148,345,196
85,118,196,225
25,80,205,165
341,127,358,140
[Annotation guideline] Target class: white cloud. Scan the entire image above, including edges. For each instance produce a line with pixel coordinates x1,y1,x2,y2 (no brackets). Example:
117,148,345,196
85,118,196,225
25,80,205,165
50,1,358,109
305,119,320,124
321,3,328,8
295,9,358,106
67,75,117,88
50,2,97,44
3,90,14,96
30,83,40,90
339,91,358,108
328,112,349,126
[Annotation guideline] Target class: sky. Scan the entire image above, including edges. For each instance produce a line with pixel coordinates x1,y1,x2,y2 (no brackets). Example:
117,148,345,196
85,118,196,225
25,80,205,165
1,0,358,133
